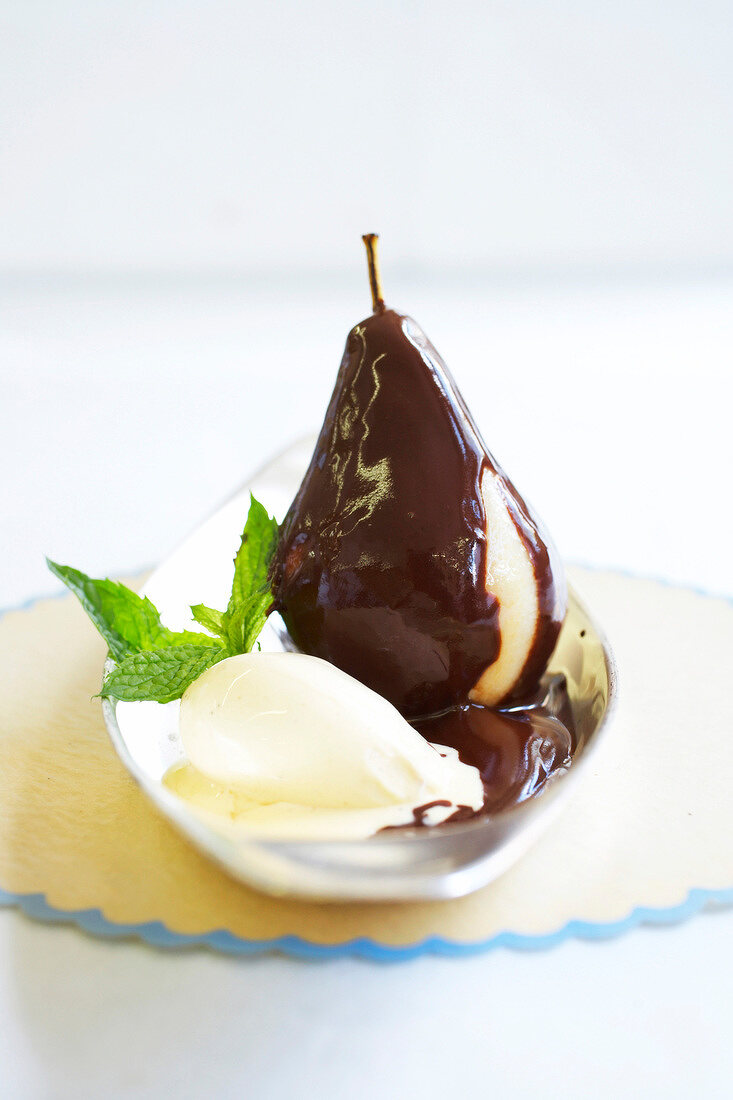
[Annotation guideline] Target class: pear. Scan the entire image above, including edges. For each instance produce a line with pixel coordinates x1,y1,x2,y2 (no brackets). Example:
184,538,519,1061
272,236,566,718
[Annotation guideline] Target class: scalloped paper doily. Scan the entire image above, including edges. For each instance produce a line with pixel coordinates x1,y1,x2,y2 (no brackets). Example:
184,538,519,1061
0,567,731,959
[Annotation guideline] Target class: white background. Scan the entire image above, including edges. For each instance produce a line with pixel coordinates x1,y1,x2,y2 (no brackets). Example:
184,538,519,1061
1,3,732,1098
2,0,733,275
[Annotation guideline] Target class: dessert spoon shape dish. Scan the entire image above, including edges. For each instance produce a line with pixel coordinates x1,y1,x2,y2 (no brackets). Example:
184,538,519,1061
103,438,616,902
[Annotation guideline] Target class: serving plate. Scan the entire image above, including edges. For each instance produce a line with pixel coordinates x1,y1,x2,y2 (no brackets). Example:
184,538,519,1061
103,438,616,902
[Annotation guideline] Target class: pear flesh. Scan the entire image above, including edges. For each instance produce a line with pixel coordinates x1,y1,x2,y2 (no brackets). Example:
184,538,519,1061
471,468,552,706
273,309,566,718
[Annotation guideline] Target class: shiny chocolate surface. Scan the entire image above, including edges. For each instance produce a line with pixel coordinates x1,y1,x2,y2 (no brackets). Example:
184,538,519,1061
273,307,564,717
413,677,574,823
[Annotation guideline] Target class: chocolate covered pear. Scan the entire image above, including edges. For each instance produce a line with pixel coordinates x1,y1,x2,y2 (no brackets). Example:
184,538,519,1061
272,236,566,718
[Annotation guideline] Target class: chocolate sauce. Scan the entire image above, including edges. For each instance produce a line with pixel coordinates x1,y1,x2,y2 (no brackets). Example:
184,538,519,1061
376,673,572,827
273,307,564,718
379,676,574,829
417,701,573,819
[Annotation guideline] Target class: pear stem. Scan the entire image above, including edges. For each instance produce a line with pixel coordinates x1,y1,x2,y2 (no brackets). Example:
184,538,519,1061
362,234,386,314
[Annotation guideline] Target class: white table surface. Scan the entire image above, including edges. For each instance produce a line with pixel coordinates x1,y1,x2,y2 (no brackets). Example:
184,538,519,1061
2,273,732,1098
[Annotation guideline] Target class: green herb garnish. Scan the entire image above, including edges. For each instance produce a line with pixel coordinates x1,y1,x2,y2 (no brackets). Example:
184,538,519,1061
47,494,279,704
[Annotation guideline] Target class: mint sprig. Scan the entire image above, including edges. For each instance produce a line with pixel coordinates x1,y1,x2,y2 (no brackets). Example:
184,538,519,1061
47,494,279,704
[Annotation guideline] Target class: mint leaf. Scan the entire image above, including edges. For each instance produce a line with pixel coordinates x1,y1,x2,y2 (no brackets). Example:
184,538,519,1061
226,494,279,618
47,491,279,705
47,560,221,657
225,590,272,654
47,560,139,661
102,645,226,703
220,494,278,655
190,603,227,639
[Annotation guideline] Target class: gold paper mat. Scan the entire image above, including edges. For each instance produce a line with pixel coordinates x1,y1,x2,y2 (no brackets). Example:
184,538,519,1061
1,568,731,948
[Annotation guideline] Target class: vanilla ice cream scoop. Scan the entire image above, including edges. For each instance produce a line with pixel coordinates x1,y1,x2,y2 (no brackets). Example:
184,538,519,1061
178,653,482,817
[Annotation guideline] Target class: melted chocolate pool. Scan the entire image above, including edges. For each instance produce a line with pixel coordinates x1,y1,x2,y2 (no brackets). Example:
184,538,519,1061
390,675,575,828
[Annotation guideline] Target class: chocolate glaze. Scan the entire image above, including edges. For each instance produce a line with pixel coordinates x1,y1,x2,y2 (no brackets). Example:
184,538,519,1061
418,698,573,819
388,677,575,828
272,307,565,718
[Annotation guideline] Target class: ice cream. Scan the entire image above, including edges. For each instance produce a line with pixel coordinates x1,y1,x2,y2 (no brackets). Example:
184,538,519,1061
165,652,484,840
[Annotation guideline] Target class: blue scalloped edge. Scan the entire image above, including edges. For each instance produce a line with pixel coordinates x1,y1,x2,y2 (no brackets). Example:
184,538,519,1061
1,886,732,962
4,573,733,961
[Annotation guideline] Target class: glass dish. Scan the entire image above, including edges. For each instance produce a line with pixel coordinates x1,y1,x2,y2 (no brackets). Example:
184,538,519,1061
103,439,616,901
